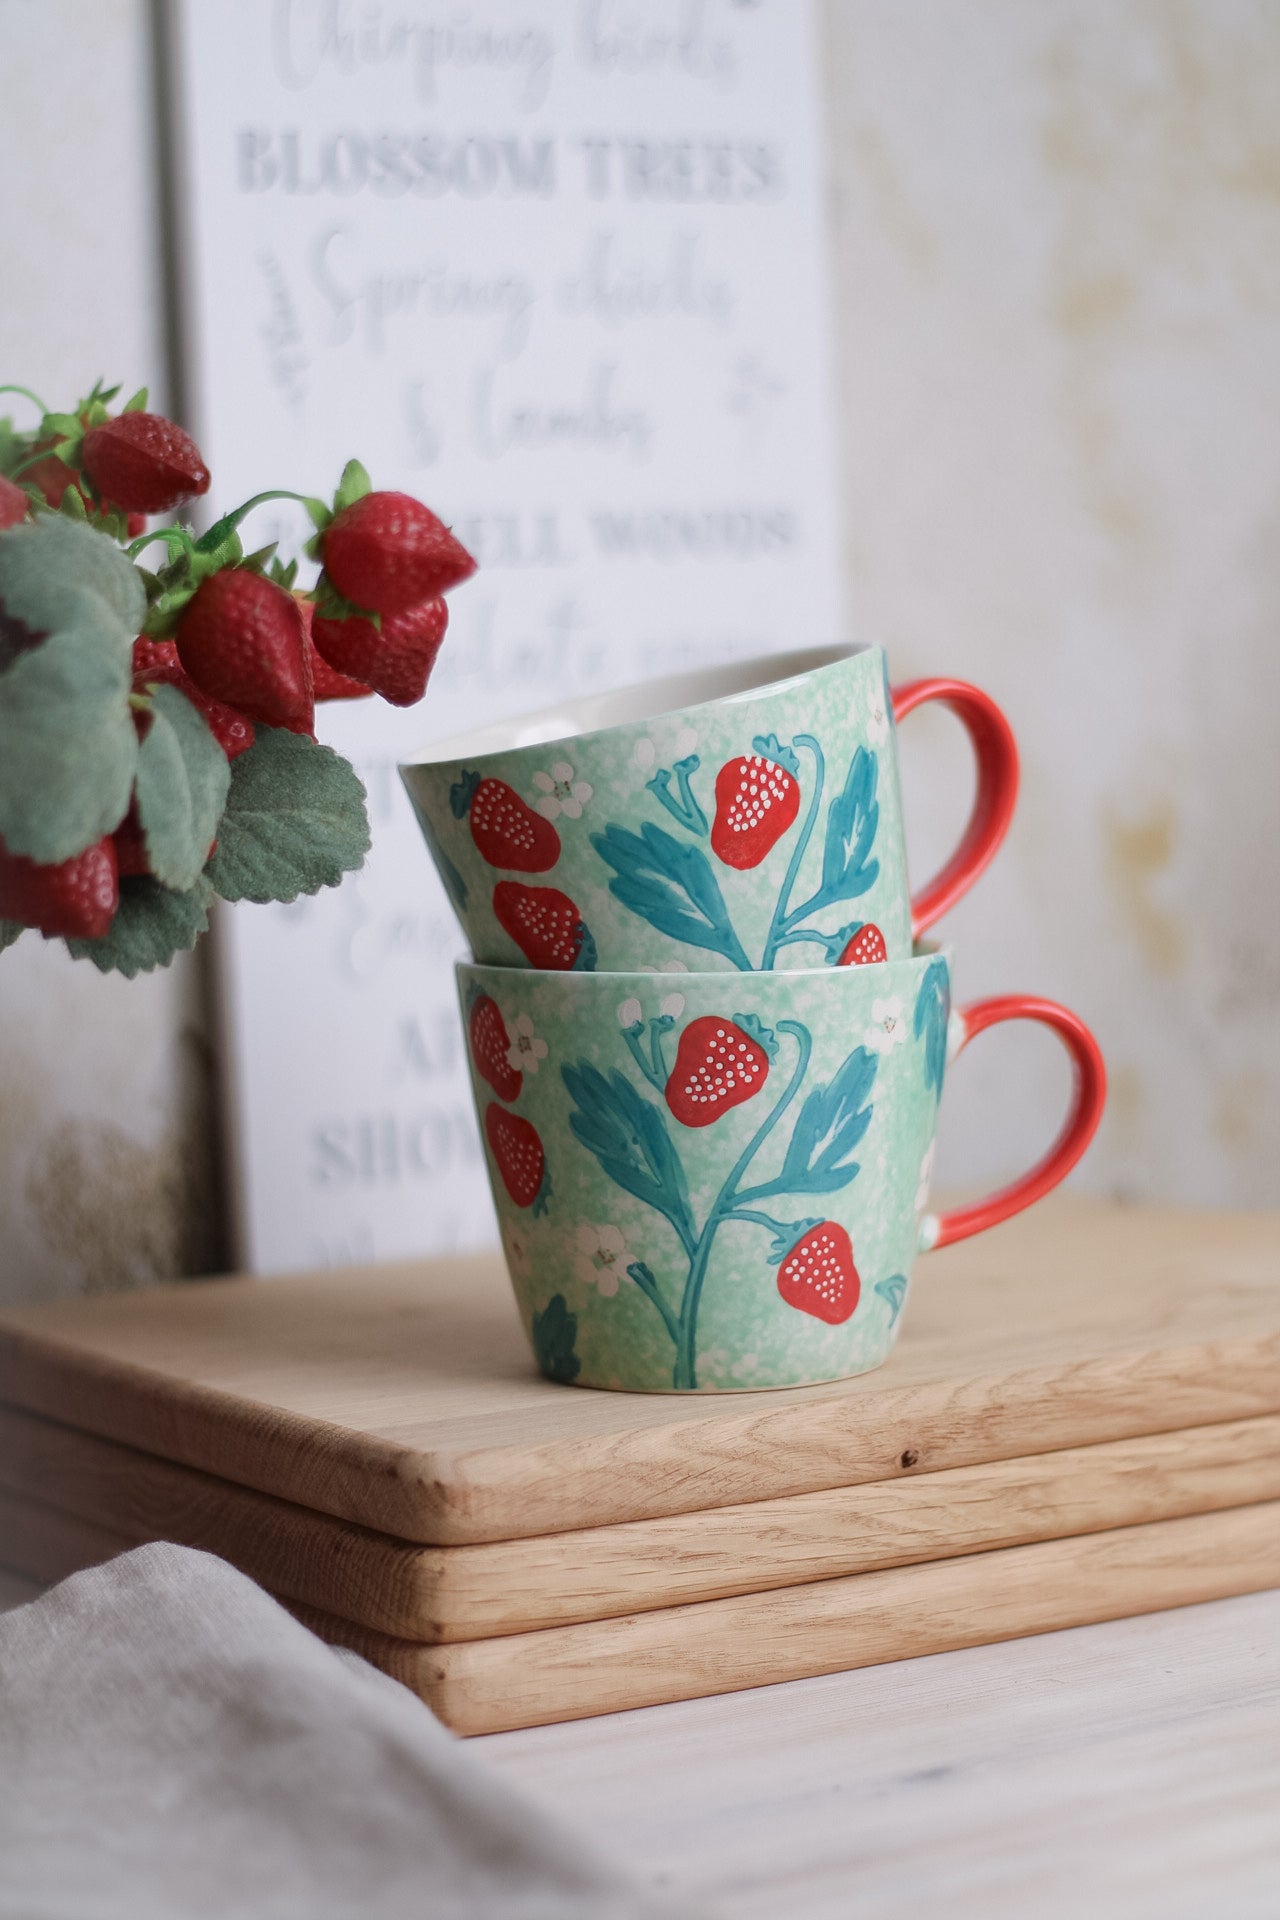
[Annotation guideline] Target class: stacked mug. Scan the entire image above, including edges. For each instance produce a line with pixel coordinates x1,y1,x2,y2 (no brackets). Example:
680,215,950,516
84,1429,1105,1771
401,646,1105,1394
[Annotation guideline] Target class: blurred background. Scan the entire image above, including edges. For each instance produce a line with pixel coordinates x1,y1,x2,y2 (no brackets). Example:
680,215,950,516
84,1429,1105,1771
2,0,1278,1305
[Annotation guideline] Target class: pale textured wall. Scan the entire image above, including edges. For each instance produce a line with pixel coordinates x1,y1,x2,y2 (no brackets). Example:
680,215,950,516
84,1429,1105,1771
1,0,1277,1304
0,0,224,1303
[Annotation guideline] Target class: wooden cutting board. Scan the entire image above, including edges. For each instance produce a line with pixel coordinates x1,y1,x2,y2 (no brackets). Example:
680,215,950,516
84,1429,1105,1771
0,1198,1277,1545
3,1399,1280,1640
4,1485,1278,1736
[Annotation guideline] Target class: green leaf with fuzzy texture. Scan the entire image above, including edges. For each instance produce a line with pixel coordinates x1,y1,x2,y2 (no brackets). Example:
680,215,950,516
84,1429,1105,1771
0,920,24,952
65,874,213,976
0,514,145,639
134,682,231,891
206,726,370,904
0,589,137,861
334,459,372,511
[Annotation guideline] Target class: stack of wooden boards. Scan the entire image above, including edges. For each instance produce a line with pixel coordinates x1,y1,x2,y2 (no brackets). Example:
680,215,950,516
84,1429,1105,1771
1,1197,1278,1735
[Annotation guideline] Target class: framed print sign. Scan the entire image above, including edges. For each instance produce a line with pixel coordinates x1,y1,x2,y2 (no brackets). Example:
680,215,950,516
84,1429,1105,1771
171,0,846,1270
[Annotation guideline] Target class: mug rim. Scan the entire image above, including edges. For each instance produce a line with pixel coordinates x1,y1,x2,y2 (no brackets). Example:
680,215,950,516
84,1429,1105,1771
457,947,949,990
402,643,875,771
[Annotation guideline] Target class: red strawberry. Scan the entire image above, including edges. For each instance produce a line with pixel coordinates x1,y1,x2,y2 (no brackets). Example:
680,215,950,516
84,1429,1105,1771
308,640,374,702
312,597,448,706
176,571,313,735
452,772,560,873
485,1105,548,1210
493,882,595,970
469,994,522,1102
838,924,887,967
322,492,475,615
665,1016,771,1128
710,749,800,869
81,412,210,514
112,805,150,878
131,638,255,760
0,836,118,939
776,1223,860,1325
0,474,28,528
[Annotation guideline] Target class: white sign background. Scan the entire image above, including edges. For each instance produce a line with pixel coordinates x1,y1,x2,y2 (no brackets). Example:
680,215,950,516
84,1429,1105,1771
172,0,846,1272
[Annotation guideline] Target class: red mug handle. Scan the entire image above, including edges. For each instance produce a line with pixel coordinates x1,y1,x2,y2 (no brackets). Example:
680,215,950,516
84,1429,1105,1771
923,996,1107,1252
890,679,1020,940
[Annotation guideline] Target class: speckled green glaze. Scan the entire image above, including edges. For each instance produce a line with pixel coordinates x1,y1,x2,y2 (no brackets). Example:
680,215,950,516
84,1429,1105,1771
405,648,911,972
458,954,954,1393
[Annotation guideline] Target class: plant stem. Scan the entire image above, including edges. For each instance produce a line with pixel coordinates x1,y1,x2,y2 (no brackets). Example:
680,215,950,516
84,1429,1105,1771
0,386,49,415
759,737,824,968
671,1020,812,1388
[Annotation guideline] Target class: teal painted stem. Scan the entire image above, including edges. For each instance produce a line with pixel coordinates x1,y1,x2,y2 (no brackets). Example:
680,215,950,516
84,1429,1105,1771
759,737,825,969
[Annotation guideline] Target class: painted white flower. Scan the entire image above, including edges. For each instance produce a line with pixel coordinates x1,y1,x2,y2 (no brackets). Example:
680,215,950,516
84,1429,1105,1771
864,995,908,1054
639,961,688,975
914,1142,936,1215
502,1226,531,1280
532,760,593,821
659,993,686,1021
633,729,698,780
617,996,644,1029
574,1223,631,1297
866,681,890,748
730,1352,762,1383
506,1011,547,1074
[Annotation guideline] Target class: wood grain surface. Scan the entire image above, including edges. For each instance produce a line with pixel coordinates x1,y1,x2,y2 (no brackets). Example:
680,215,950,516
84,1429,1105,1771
5,1488,1278,1737
3,1399,1280,1640
297,1502,1280,1733
0,1200,1277,1544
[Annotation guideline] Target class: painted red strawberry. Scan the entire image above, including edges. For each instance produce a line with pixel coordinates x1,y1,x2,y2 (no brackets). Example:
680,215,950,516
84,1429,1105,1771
453,772,560,873
312,597,448,706
485,1104,548,1210
710,745,801,869
776,1223,860,1325
665,1016,772,1128
493,882,595,970
0,836,118,939
838,924,887,967
323,492,476,615
81,411,210,514
469,994,522,1102
131,638,256,760
0,474,28,528
176,570,314,735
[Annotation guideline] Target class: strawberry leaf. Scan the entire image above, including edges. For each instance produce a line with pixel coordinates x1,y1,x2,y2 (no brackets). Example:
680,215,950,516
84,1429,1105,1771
591,822,751,969
561,1060,697,1253
530,1294,580,1385
65,874,213,976
776,1046,878,1195
206,725,370,903
0,919,24,952
875,1274,908,1325
122,387,148,413
913,958,950,1098
134,682,231,891
0,514,145,638
0,591,137,862
334,459,372,512
815,745,880,910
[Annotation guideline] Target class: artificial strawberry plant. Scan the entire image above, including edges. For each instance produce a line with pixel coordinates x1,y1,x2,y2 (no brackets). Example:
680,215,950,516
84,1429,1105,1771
0,381,475,975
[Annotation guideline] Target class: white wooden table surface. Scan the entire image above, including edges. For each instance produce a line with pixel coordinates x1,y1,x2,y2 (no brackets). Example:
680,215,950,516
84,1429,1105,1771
4,1567,1276,1918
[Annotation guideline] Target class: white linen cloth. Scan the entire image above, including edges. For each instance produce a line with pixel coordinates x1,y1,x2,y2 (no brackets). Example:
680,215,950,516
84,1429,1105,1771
0,1543,710,1920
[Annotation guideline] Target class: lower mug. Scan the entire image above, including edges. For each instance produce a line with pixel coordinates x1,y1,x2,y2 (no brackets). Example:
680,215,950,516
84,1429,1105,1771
458,954,1106,1393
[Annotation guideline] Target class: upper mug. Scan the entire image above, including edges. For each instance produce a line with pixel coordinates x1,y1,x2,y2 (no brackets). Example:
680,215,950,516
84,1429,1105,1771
401,646,1018,972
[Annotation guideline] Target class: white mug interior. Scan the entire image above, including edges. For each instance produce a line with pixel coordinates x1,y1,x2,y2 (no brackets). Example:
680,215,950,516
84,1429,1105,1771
406,644,868,764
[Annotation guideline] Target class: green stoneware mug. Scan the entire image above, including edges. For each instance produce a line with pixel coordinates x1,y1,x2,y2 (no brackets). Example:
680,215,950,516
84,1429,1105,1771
403,646,1018,971
457,954,1106,1393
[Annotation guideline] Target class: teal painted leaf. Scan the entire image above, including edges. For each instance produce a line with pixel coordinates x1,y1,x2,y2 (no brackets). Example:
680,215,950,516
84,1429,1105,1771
778,1044,878,1194
0,590,137,862
0,513,144,639
562,1060,696,1252
592,822,750,969
531,1294,580,1384
206,726,370,904
816,746,880,908
914,959,950,1098
134,683,231,891
65,874,213,976
875,1274,908,1326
